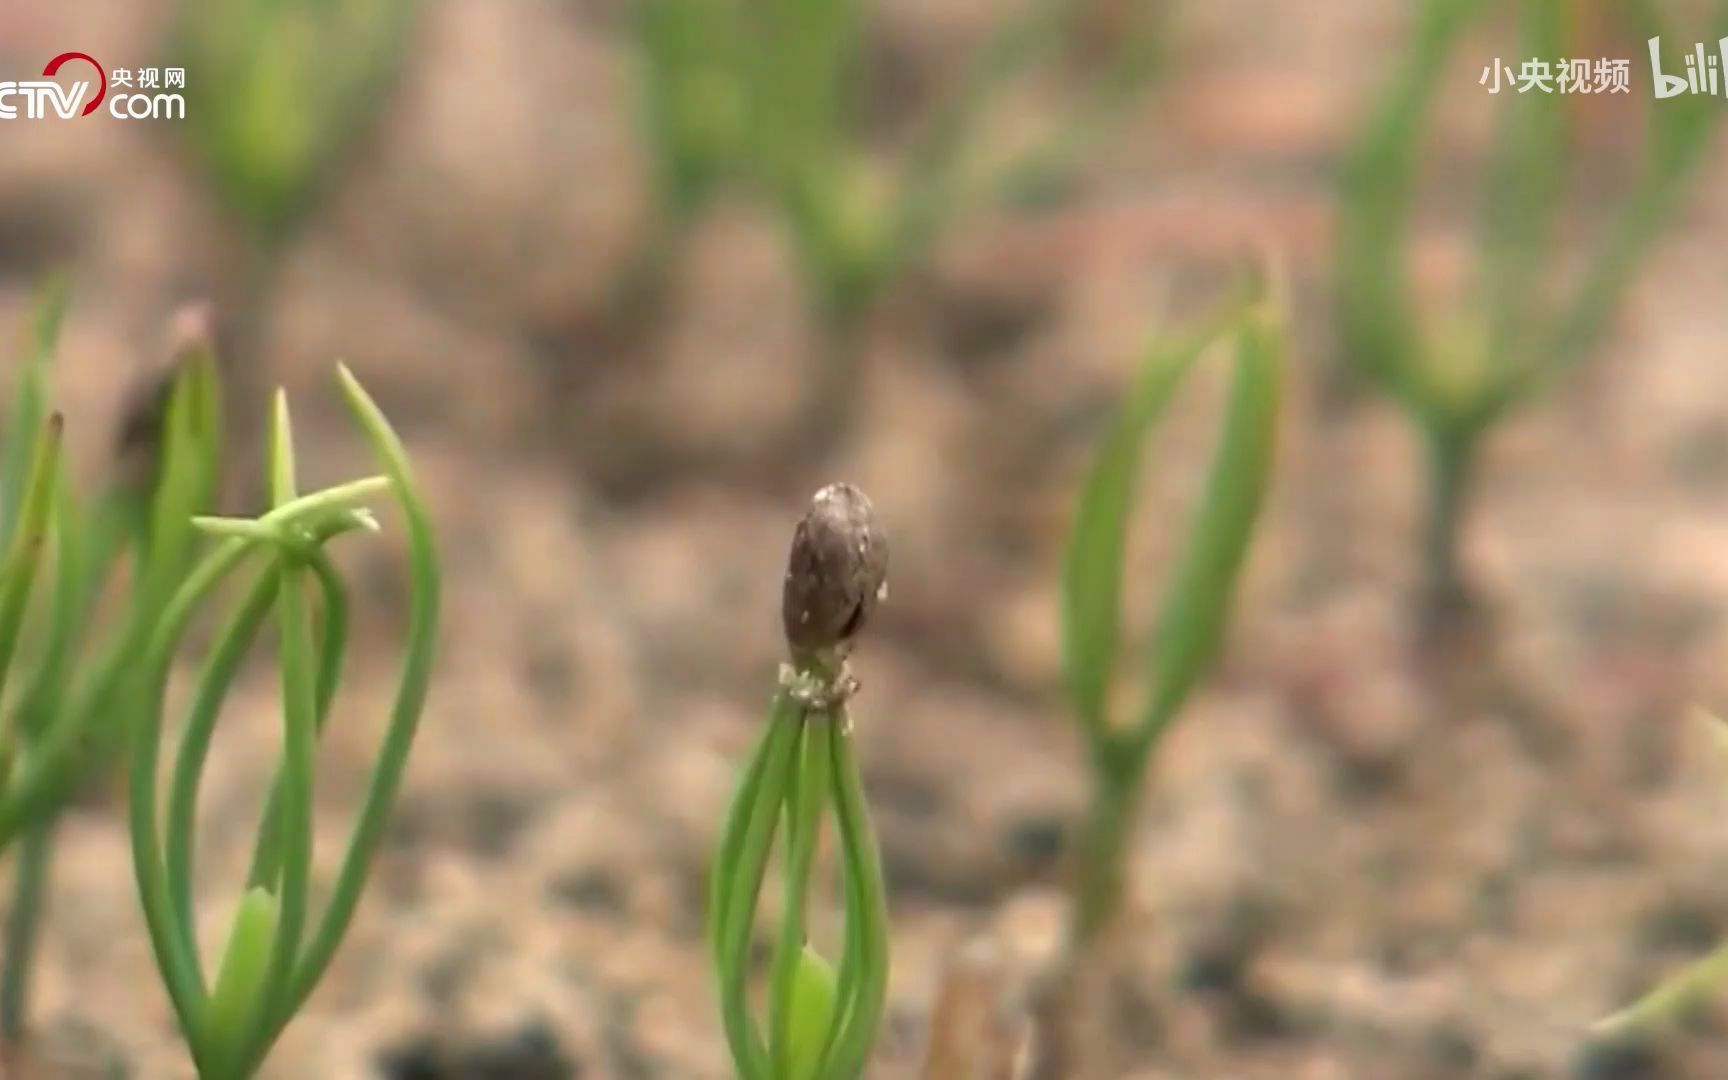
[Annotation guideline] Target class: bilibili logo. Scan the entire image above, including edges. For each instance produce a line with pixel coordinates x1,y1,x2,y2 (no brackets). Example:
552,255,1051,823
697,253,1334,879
1649,36,1728,98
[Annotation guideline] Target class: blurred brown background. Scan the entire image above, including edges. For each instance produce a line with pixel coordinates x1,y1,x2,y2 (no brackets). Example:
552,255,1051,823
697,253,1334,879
5,0,1728,1077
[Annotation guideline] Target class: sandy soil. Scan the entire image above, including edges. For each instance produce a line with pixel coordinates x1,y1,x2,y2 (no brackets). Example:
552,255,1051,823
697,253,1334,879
4,0,1728,1077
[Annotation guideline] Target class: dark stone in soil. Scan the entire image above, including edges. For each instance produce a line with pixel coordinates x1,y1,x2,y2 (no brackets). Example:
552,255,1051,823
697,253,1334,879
1637,898,1726,955
1423,1021,1480,1073
377,1018,579,1080
1219,988,1297,1043
547,865,628,917
1570,1033,1668,1080
1177,937,1250,997
1176,926,1297,1043
1001,812,1069,874
386,786,546,861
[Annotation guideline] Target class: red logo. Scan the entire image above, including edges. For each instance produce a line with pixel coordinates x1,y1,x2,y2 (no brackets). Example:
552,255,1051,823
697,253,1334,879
40,52,105,117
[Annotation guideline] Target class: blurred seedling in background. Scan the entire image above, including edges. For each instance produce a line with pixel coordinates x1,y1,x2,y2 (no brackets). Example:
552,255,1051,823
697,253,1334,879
0,280,222,1062
628,0,749,317
172,0,418,448
708,483,891,1078
0,281,441,1079
176,0,416,242
629,0,1169,455
1588,709,1728,1045
1336,0,1728,640
1032,268,1281,1076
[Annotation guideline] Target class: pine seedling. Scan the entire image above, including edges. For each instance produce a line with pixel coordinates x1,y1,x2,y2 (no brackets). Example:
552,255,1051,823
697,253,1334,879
171,0,418,435
0,284,68,1058
1027,272,1280,1078
628,0,1168,449
126,364,439,1079
175,0,417,243
1591,709,1728,1040
1336,0,1728,631
625,0,750,314
1059,274,1280,950
0,283,437,1074
708,483,891,1080
745,0,1165,451
0,286,223,1055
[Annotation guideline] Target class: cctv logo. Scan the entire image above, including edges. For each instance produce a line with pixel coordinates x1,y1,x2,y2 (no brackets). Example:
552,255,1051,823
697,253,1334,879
0,53,186,120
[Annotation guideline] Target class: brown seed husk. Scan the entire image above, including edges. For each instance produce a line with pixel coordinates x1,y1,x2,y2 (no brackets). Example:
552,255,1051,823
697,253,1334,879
113,301,217,492
781,482,888,657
